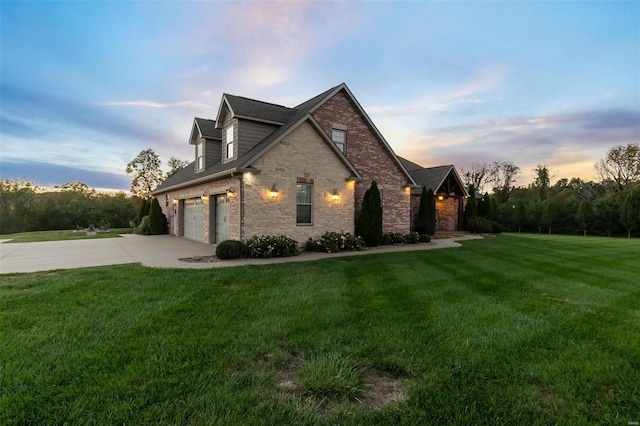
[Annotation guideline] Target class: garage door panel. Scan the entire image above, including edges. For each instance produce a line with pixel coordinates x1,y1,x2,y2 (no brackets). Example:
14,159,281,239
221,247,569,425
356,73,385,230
183,198,204,241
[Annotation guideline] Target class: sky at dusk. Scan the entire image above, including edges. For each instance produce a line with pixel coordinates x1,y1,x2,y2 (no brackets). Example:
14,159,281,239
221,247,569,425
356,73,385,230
1,1,639,192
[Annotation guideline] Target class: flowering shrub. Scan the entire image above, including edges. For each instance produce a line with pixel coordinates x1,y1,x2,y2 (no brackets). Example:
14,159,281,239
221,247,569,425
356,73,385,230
305,232,366,253
246,235,298,258
404,231,420,244
382,232,406,245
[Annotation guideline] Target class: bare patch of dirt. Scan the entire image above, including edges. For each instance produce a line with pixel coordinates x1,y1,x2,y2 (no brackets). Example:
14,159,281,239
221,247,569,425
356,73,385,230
360,374,408,410
179,255,217,263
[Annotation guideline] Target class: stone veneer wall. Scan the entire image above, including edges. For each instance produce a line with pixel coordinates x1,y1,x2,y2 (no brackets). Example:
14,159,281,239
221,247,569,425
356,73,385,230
242,121,355,243
409,195,462,232
312,90,411,234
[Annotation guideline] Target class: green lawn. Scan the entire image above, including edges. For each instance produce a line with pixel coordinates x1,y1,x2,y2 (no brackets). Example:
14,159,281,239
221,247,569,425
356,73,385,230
0,228,133,243
1,234,638,424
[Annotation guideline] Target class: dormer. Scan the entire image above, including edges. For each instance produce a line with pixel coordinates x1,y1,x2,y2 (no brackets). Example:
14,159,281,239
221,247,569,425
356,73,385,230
189,118,222,172
216,94,294,163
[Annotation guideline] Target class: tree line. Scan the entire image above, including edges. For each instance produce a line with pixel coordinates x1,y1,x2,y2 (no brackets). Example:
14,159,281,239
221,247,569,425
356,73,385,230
0,180,141,234
462,143,640,237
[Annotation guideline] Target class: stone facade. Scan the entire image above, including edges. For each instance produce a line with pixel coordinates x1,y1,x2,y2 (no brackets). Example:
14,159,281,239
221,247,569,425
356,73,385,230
312,90,411,234
409,195,463,232
242,121,355,243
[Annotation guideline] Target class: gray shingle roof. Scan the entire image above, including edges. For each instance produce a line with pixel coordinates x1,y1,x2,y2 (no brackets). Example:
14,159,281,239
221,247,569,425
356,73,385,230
398,157,468,196
194,118,221,139
224,94,294,124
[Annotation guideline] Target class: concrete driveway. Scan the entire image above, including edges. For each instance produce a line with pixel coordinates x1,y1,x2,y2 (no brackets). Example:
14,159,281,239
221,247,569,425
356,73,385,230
0,234,215,274
1,234,482,274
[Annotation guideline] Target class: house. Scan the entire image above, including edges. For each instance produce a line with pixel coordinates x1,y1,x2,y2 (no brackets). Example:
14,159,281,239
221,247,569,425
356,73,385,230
152,83,466,244
399,158,469,232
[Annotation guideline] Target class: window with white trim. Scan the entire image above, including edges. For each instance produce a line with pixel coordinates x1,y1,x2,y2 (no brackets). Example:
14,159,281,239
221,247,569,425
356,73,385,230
332,129,346,153
296,183,312,224
196,142,204,170
226,126,234,159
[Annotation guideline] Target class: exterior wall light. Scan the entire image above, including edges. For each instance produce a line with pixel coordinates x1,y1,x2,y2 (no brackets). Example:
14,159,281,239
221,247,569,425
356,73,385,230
331,189,340,201
226,188,235,198
438,194,445,201
201,193,209,202
269,183,279,199
173,199,178,205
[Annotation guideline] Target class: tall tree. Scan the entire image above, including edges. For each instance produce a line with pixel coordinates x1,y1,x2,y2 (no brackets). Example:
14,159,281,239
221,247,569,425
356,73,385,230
166,157,189,178
356,181,383,247
595,143,640,193
462,163,490,194
416,186,429,234
620,190,640,238
576,201,593,237
148,197,168,235
533,164,551,200
488,161,521,203
126,148,164,198
513,200,527,233
425,188,437,236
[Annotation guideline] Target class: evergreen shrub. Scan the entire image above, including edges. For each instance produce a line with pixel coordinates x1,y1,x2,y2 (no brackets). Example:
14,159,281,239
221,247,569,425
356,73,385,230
216,240,246,260
148,198,168,235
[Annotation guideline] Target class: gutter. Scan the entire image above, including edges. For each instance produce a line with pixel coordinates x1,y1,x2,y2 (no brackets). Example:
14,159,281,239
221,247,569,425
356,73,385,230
151,167,261,195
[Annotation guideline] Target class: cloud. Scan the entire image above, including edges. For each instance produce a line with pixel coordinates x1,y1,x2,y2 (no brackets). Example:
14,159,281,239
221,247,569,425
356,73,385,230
368,64,509,117
393,108,640,184
97,100,213,109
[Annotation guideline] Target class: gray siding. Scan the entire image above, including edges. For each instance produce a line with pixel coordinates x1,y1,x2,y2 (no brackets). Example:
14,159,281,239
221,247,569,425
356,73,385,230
222,117,238,164
237,119,278,157
205,139,221,168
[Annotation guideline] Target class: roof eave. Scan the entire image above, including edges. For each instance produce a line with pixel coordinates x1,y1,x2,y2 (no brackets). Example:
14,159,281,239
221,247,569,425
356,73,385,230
151,167,256,195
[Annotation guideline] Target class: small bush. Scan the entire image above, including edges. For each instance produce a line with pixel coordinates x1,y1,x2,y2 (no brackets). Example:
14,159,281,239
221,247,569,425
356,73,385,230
305,232,365,253
299,353,364,401
216,240,245,260
467,217,493,233
246,235,298,258
382,232,406,245
419,234,431,243
404,232,419,244
136,215,152,235
148,198,168,235
492,221,504,234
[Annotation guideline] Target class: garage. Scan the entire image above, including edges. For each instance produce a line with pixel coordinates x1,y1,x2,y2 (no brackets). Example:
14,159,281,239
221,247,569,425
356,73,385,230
183,198,204,241
215,194,230,243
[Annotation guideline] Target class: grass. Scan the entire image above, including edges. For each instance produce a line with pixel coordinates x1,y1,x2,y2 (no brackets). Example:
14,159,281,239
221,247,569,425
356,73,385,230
0,228,133,243
0,233,638,424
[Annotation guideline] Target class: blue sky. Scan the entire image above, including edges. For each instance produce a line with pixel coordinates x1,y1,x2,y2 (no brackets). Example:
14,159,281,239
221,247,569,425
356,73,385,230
1,1,638,191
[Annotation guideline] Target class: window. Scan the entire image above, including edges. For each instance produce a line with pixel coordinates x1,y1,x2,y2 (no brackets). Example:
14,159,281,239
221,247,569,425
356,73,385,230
332,129,346,153
226,126,234,159
296,183,312,224
196,142,204,170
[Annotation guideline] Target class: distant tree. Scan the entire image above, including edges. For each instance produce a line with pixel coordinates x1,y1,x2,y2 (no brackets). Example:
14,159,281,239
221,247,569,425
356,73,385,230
595,194,619,237
462,163,490,194
166,157,189,178
595,143,640,193
576,201,593,237
356,181,383,247
514,200,527,233
148,197,168,235
541,200,557,234
620,189,640,238
533,164,551,200
477,193,493,219
488,161,521,203
126,148,164,198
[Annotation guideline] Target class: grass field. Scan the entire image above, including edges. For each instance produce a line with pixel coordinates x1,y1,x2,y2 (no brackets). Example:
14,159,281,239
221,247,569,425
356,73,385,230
1,234,638,424
0,228,133,243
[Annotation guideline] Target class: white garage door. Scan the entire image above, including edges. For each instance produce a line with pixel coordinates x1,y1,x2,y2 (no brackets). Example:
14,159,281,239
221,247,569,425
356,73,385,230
183,198,204,241
215,194,230,243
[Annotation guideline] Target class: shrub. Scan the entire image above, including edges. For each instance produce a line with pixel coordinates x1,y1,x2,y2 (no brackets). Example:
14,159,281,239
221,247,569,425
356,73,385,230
136,215,152,235
382,232,406,245
305,232,365,253
216,240,245,260
404,231,419,244
356,181,383,247
467,216,493,233
134,198,150,227
419,234,431,243
148,197,168,235
299,353,364,401
492,221,504,234
246,235,298,258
